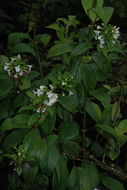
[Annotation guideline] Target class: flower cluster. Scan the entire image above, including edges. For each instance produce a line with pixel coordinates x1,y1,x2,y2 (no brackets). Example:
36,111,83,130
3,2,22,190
33,85,58,113
4,55,32,79
94,23,120,48
57,72,76,96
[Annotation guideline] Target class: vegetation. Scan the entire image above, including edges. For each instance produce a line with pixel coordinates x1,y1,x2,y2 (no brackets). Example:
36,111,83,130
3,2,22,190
0,0,127,189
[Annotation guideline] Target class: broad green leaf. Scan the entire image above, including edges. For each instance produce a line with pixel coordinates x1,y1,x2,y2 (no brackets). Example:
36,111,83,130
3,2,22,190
102,175,125,190
23,129,47,163
0,100,13,120
85,101,102,121
0,74,13,100
68,167,91,190
59,95,77,113
63,141,81,158
3,129,30,151
27,113,40,127
0,114,29,130
0,118,13,130
41,112,56,135
52,156,69,190
93,7,114,24
13,93,29,109
82,163,100,189
46,23,61,31
23,165,39,182
111,102,120,121
109,151,119,160
115,119,127,137
96,124,116,137
8,32,31,47
82,64,97,89
9,43,36,57
96,0,103,7
40,135,60,175
81,0,95,14
58,121,79,141
71,42,92,57
87,9,98,22
47,43,73,59
36,33,51,46
90,88,111,107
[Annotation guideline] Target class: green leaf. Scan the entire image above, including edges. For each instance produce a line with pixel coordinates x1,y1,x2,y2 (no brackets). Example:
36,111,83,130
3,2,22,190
109,151,119,160
41,112,56,135
115,119,127,137
82,64,97,90
52,156,69,190
3,129,29,151
90,88,111,107
81,0,95,14
59,95,77,113
85,101,102,121
102,175,125,190
68,167,91,190
63,141,81,158
111,102,120,121
27,113,40,127
9,43,36,57
96,124,116,137
36,33,51,46
96,0,103,7
71,42,92,57
8,32,31,47
47,43,73,59
23,129,47,163
92,7,114,24
40,135,60,175
23,165,39,182
82,163,100,189
0,74,13,100
1,114,29,130
58,121,79,142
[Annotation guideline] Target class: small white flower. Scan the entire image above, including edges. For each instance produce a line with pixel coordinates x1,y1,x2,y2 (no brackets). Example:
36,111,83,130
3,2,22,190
68,91,74,97
7,70,11,76
28,65,32,72
62,82,66,86
36,107,41,113
17,54,21,59
96,25,101,29
4,65,9,71
15,65,21,73
49,84,54,90
40,85,46,90
19,71,23,76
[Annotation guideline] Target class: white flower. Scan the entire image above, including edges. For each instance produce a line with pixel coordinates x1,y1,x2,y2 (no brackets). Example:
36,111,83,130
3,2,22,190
4,65,9,71
62,82,66,86
68,91,74,97
19,71,23,76
15,65,21,73
28,65,32,72
36,107,41,113
17,54,21,59
94,188,100,190
49,84,54,90
96,25,101,29
7,70,11,76
40,85,46,90
14,74,18,78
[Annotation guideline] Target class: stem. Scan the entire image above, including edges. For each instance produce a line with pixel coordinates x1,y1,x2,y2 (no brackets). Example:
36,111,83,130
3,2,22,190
74,150,127,182
82,111,86,149
33,0,43,77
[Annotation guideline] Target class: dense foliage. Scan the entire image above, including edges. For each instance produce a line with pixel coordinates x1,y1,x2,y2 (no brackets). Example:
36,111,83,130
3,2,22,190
0,0,127,189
